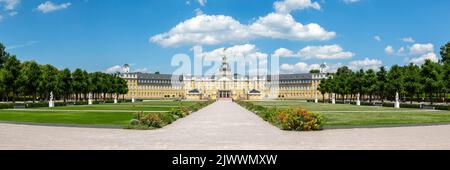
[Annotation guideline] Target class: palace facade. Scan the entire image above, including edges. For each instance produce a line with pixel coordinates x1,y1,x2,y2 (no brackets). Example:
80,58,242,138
120,56,328,100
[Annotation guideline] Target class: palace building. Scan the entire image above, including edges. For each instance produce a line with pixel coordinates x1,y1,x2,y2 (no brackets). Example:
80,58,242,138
120,56,328,100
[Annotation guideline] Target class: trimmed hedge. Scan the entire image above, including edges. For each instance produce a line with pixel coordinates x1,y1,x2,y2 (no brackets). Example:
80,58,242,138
237,101,323,131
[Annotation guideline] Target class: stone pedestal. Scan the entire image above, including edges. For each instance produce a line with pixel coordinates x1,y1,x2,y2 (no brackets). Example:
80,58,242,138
356,93,361,106
332,98,336,104
88,99,93,105
49,101,55,108
357,100,361,106
395,101,400,108
114,99,118,104
132,98,135,103
315,98,318,103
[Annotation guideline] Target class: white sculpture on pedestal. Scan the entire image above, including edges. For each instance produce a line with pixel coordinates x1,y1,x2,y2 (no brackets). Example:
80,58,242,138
332,94,336,104
315,93,318,103
88,93,93,105
49,91,55,108
357,93,361,106
114,94,118,104
395,92,400,108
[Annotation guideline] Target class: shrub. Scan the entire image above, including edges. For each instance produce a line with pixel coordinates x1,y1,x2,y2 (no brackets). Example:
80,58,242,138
237,101,323,131
129,119,140,126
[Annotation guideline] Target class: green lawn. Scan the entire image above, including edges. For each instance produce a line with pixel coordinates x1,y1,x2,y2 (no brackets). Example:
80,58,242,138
0,101,200,127
30,101,197,111
0,110,133,126
252,100,450,128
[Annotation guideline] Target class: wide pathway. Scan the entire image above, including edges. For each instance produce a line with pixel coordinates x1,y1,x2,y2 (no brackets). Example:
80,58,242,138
1,100,450,150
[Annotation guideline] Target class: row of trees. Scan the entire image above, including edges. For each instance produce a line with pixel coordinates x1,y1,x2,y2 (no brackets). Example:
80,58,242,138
0,43,129,103
318,42,450,105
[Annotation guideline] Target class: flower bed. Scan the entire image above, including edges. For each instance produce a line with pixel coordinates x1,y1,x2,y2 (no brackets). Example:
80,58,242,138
126,100,214,130
237,101,324,131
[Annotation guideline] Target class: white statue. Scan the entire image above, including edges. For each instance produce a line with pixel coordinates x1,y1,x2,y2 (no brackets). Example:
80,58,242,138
357,93,361,106
49,91,55,107
395,92,400,108
332,93,336,104
315,93,318,103
114,94,118,104
88,93,93,105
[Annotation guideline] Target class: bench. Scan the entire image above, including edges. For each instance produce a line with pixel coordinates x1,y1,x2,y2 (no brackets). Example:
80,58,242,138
373,103,383,107
13,105,26,109
420,104,435,110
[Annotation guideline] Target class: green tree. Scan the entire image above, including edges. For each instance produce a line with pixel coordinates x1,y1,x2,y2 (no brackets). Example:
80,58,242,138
376,67,388,103
19,61,42,102
420,60,443,105
58,68,73,103
38,64,60,101
363,69,377,103
72,68,87,101
403,63,422,103
440,42,450,63
0,56,22,103
309,69,320,73
0,43,8,67
318,78,330,102
443,62,450,103
387,65,404,101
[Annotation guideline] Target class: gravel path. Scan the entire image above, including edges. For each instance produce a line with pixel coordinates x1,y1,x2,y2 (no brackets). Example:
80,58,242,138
1,100,450,150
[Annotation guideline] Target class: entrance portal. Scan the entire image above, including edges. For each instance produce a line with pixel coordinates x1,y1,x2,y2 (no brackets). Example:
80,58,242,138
218,91,231,98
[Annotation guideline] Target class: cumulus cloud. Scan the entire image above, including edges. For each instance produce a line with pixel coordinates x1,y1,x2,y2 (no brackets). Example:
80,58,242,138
0,0,20,11
409,43,434,55
37,1,71,13
274,45,354,60
402,37,415,43
150,13,335,47
274,0,321,14
105,65,123,73
407,43,438,64
385,46,394,55
281,58,382,74
348,58,383,71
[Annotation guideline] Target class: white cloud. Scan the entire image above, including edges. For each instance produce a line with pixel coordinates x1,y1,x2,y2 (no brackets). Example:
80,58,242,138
281,58,382,74
401,37,415,43
274,45,354,60
342,0,360,4
37,1,71,13
273,48,296,57
409,53,438,64
0,0,20,11
298,45,354,59
385,46,394,55
150,13,335,47
348,58,383,71
194,8,203,16
197,0,207,6
374,36,381,42
6,41,38,50
280,62,321,74
274,0,321,14
201,44,268,62
105,65,123,73
409,43,434,55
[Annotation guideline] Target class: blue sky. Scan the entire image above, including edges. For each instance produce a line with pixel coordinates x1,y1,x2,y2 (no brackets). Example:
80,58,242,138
1,0,449,74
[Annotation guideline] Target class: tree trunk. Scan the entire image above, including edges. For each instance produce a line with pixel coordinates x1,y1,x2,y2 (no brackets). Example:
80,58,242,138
33,91,37,103
430,92,434,105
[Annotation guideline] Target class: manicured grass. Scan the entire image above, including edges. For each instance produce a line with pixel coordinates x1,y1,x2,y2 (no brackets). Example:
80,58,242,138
0,101,203,127
252,100,450,128
30,101,198,111
0,110,133,126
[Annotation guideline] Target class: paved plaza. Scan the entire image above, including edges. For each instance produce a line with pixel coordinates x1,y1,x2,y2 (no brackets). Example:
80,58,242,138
1,100,450,150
